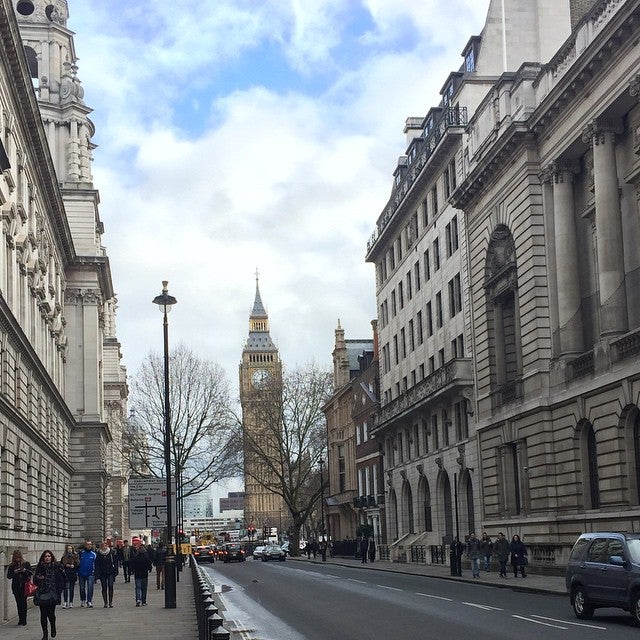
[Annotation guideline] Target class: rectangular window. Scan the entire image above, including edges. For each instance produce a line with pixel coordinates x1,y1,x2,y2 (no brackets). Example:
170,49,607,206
443,410,450,446
414,424,420,457
424,249,431,281
393,335,399,365
398,433,404,463
382,344,390,373
414,261,421,291
444,167,450,199
400,328,406,358
391,291,397,317
451,337,458,358
397,236,403,261
419,363,425,380
426,302,433,336
402,376,408,392
338,445,346,492
408,320,415,352
439,348,445,367
436,292,443,328
451,215,459,252
422,419,430,454
431,185,438,215
422,197,429,227
457,334,464,357
406,272,412,301
411,370,416,387
433,238,440,271
432,414,439,450
429,356,435,373
398,281,404,309
416,310,423,345
446,222,453,258
389,247,395,271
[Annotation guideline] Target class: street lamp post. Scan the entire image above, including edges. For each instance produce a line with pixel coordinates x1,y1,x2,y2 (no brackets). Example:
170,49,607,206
153,280,177,609
319,459,326,561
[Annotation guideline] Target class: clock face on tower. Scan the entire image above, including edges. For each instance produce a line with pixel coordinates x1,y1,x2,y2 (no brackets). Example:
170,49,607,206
252,368,270,387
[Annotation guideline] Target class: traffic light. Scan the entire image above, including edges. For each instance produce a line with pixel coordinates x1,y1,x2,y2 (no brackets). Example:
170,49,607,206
263,526,268,538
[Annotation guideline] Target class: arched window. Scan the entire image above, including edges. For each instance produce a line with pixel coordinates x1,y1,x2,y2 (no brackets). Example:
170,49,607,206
484,225,522,405
24,46,38,85
388,489,398,541
419,476,433,532
442,472,453,540
580,420,600,509
402,481,414,534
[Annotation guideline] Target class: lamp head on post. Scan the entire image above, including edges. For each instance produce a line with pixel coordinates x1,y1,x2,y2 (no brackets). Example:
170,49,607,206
152,280,177,314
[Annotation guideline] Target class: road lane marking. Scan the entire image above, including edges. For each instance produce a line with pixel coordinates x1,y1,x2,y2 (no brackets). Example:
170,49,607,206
529,615,607,630
512,615,567,629
326,574,342,579
416,593,453,601
377,584,402,591
347,578,367,583
463,602,504,611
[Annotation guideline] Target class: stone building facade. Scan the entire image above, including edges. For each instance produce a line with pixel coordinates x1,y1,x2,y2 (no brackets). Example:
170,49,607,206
365,0,610,565
0,0,127,623
324,322,379,542
451,0,640,565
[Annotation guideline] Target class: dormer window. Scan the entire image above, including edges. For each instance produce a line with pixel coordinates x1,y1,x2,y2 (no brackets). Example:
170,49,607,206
465,48,475,72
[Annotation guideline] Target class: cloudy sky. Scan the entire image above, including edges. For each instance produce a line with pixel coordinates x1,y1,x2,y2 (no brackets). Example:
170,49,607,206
65,0,489,397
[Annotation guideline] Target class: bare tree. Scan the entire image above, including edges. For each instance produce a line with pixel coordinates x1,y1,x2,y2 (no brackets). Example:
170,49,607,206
126,344,241,499
240,364,331,555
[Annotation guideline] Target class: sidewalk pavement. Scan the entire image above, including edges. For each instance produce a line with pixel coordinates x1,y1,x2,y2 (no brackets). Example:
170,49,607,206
1,571,198,640
292,554,567,596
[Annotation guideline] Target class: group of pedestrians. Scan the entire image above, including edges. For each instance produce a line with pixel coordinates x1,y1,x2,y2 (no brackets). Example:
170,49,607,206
465,531,528,578
6,537,168,636
359,536,376,563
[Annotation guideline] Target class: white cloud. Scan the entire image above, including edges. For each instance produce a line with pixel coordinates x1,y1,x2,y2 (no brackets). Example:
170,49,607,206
66,0,490,395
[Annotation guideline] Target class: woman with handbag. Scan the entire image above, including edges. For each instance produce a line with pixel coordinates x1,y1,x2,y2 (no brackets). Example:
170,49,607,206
33,550,65,640
6,549,32,626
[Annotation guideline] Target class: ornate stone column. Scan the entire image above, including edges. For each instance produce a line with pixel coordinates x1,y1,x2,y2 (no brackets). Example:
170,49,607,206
551,160,583,355
581,119,627,337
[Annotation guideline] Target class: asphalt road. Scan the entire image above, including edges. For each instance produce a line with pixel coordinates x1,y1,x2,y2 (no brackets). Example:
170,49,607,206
201,559,639,640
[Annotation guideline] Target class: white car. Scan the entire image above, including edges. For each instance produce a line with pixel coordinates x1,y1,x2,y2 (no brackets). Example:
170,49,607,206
253,545,265,559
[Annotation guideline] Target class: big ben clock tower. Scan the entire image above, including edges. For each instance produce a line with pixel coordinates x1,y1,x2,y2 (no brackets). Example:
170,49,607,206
240,274,286,533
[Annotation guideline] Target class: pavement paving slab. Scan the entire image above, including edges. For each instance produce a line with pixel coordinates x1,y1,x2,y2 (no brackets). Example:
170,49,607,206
1,570,199,640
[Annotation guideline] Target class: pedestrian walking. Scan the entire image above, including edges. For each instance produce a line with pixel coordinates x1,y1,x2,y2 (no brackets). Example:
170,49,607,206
509,534,528,577
77,539,97,607
493,532,510,578
121,540,131,582
466,532,481,578
60,544,79,608
130,544,153,606
359,536,369,564
33,550,65,640
95,540,118,608
154,542,167,589
368,538,376,563
480,532,493,572
6,549,32,626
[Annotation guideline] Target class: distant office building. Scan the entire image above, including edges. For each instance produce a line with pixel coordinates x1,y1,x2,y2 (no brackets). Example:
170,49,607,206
220,492,245,512
183,492,213,519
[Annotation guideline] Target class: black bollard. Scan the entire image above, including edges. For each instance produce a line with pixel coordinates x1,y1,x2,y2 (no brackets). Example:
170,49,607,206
164,552,177,608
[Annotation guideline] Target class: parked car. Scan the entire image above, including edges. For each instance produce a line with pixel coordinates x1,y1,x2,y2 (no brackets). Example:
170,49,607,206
262,544,286,562
566,531,640,624
221,542,246,563
280,542,291,556
253,545,265,559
